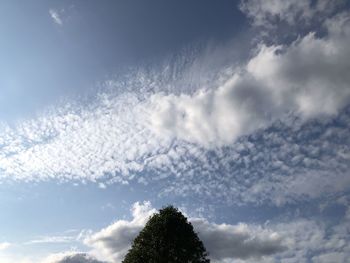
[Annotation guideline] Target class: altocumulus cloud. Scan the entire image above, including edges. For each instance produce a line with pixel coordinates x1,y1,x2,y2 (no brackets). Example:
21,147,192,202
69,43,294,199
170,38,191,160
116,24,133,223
85,201,157,262
0,0,349,208
84,201,286,263
240,0,344,27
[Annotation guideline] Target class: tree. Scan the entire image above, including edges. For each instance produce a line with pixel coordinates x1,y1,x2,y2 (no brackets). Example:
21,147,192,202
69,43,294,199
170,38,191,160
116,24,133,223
123,206,210,263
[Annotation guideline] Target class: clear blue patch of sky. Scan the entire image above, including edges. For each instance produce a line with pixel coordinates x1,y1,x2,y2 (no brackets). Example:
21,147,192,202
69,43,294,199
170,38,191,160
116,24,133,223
0,0,247,121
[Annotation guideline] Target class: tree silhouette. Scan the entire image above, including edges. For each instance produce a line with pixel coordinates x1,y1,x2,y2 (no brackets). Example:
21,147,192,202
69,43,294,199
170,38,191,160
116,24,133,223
123,206,210,263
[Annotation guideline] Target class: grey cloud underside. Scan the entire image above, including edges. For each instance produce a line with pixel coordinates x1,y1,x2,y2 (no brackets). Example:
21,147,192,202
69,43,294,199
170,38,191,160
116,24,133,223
85,202,286,263
85,201,350,263
192,218,286,261
45,253,106,263
85,202,157,263
242,0,344,23
231,215,350,263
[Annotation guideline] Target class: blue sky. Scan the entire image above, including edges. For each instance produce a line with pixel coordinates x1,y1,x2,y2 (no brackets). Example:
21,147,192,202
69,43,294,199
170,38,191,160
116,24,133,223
0,0,350,262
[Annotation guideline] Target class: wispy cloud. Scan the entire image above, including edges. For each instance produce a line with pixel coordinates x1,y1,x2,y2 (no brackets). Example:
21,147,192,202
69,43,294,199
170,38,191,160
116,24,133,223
49,9,63,26
24,229,92,245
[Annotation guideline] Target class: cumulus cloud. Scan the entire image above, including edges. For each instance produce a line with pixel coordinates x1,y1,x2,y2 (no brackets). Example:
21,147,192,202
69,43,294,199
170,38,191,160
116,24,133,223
149,11,350,146
85,201,286,262
191,218,286,261
85,201,156,262
84,201,350,262
227,215,350,263
0,65,349,207
0,70,349,207
271,217,350,263
42,252,106,263
8,201,350,263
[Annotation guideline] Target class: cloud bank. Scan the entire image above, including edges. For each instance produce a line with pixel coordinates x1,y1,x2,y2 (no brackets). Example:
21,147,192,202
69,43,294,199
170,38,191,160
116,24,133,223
85,202,286,262
86,201,350,263
42,252,106,263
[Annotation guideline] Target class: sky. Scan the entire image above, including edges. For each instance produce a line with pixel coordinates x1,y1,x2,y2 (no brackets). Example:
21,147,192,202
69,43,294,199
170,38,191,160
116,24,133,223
0,0,350,262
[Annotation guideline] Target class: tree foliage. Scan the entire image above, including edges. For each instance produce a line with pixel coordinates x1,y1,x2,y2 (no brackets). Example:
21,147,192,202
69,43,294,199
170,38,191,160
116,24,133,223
123,206,210,263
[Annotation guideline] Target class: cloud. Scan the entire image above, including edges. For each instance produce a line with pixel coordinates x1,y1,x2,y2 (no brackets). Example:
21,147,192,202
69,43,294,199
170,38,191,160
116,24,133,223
49,9,63,26
0,242,11,250
26,229,91,245
191,218,286,261
85,202,286,262
0,74,349,207
85,201,156,262
85,201,350,262
161,108,350,206
225,215,350,263
148,11,350,146
240,0,344,27
0,64,349,207
0,6,349,209
270,217,350,263
42,252,106,263
6,200,350,263
0,91,164,182
312,252,348,263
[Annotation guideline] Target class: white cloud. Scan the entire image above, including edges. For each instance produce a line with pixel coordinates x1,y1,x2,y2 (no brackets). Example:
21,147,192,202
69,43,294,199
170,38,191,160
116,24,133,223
0,7,348,209
42,252,105,263
0,242,11,250
49,9,63,26
4,201,350,263
25,229,91,245
26,236,74,245
148,11,350,146
85,201,286,263
240,0,344,27
0,78,349,206
84,201,350,262
0,85,349,206
191,218,286,261
85,201,156,262
213,213,350,263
